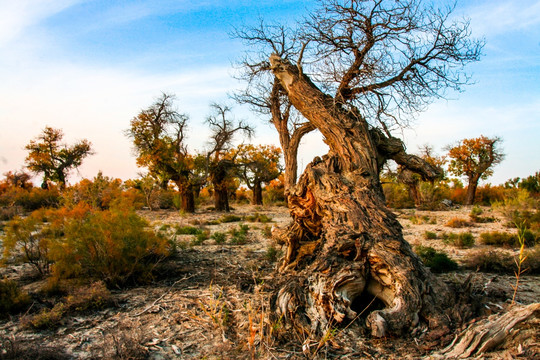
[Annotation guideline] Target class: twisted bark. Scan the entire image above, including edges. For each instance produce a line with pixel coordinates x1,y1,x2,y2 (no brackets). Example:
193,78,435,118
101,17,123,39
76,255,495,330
270,55,451,337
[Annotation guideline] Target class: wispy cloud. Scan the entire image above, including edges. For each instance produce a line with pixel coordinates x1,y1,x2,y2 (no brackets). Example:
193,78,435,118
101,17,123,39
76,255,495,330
466,0,540,36
0,0,84,46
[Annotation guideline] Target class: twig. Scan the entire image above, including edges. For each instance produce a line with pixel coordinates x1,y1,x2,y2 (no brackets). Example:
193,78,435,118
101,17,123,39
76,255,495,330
131,275,194,317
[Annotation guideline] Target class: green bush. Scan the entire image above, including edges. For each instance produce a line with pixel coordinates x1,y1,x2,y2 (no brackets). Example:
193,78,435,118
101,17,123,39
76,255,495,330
262,225,272,239
175,225,202,235
219,214,242,223
442,232,475,248
190,230,210,246
415,245,458,273
245,212,273,223
265,246,281,262
383,182,415,209
423,231,437,240
479,230,536,248
3,211,52,275
51,208,172,287
25,303,66,329
0,278,31,316
229,224,249,245
409,213,435,225
211,231,227,244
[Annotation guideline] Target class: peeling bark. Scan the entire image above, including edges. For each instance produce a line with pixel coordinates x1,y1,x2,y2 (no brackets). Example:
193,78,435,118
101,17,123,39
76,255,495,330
269,55,452,337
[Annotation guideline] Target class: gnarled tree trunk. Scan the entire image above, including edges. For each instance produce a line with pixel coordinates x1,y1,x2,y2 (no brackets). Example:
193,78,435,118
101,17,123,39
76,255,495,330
176,182,195,213
270,55,454,337
252,181,263,205
465,174,480,205
210,159,233,212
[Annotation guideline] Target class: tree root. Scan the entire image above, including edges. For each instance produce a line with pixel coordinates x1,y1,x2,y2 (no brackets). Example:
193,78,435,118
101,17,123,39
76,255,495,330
436,303,540,359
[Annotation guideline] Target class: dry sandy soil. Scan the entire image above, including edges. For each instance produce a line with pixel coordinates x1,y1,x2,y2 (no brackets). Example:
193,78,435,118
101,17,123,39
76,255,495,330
1,204,539,359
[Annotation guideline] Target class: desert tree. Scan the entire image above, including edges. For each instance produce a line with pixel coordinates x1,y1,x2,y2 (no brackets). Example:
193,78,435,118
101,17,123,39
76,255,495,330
25,126,93,189
233,21,315,195
2,170,33,190
253,0,484,338
205,103,253,212
236,144,283,205
126,93,197,212
398,145,446,207
447,135,504,205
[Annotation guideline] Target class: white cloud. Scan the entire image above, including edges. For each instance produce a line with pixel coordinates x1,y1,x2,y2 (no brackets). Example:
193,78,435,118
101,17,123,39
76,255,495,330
0,0,83,46
465,0,540,36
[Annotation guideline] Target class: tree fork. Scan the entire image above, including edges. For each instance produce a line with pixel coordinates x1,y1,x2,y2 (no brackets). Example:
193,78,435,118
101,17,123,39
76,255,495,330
270,54,453,337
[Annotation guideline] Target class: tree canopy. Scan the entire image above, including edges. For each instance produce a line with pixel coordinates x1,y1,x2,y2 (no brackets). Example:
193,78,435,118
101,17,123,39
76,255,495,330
447,135,504,204
25,127,93,189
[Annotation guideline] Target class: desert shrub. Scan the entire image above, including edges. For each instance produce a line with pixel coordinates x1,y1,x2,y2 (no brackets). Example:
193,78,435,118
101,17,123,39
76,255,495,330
423,231,438,240
2,211,53,275
0,278,31,316
175,225,202,235
13,187,60,211
470,205,483,218
480,230,536,248
442,232,475,248
50,208,172,287
190,230,210,246
265,246,281,262
383,182,415,209
25,302,66,329
230,224,250,245
494,189,540,227
262,225,272,239
0,335,71,360
25,281,112,330
61,172,125,210
464,246,540,275
211,231,227,244
464,249,514,274
474,184,508,205
219,214,242,223
0,206,21,221
415,245,458,273
64,281,112,312
409,213,434,225
445,217,471,228
100,320,149,360
519,172,540,194
524,245,540,274
417,181,452,210
245,212,273,223
235,187,251,204
264,175,286,205
157,189,176,209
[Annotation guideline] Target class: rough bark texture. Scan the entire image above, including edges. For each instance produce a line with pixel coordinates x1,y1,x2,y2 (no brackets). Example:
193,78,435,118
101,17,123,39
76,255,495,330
210,160,233,212
269,55,451,337
252,181,263,205
465,174,480,205
437,303,540,359
176,182,195,214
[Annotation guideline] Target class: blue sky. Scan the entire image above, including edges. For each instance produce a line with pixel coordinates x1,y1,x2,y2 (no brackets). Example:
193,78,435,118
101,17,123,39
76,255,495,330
0,0,539,186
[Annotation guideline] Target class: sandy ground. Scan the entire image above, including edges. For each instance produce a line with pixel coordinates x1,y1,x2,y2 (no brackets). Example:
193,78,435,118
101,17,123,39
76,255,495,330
1,203,538,359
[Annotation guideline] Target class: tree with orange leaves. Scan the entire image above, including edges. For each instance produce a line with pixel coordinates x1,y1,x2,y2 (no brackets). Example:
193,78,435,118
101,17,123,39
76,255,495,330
447,136,504,205
25,127,93,189
237,144,282,205
126,93,197,212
